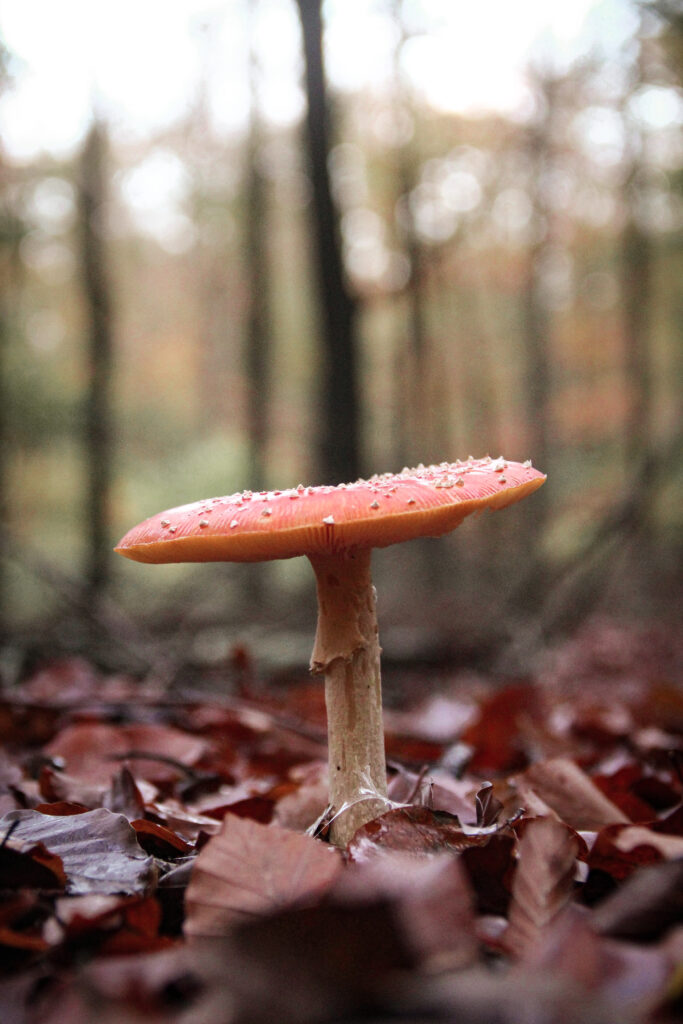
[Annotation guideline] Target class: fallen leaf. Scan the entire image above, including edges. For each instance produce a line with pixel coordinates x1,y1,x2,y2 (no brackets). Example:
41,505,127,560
504,816,579,960
130,819,194,858
613,825,683,860
349,806,511,861
515,758,630,830
184,815,342,937
45,722,207,786
0,835,67,889
0,808,154,895
461,683,542,773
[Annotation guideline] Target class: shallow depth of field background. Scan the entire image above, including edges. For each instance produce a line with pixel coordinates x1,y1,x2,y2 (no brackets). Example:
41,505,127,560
0,0,680,677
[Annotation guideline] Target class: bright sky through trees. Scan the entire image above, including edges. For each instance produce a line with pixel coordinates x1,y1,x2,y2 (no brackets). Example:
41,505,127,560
0,0,641,162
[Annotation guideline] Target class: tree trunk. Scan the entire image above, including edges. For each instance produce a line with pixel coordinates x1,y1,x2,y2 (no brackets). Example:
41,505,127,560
621,210,653,500
295,0,361,485
391,0,430,468
520,73,556,533
78,121,114,600
0,227,8,637
244,8,271,494
620,32,656,534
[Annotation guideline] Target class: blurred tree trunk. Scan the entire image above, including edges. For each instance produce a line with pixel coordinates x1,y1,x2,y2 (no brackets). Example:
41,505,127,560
295,0,361,485
391,0,430,468
520,70,556,531
0,211,9,637
243,5,271,493
620,31,656,535
0,48,15,638
621,193,654,495
78,121,114,600
191,19,232,432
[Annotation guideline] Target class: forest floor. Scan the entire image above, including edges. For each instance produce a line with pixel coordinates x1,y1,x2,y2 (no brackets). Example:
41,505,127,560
0,615,682,1024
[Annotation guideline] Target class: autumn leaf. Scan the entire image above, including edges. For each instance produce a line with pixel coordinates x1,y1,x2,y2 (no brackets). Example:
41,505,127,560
0,808,155,895
515,757,630,830
184,815,342,937
505,816,579,961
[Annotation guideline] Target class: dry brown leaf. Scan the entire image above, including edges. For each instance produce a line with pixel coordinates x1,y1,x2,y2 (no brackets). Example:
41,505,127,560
505,816,579,961
0,808,154,895
515,758,630,830
45,722,207,786
184,815,342,937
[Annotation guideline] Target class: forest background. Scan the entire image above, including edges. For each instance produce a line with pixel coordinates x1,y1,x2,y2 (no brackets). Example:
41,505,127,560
0,0,680,684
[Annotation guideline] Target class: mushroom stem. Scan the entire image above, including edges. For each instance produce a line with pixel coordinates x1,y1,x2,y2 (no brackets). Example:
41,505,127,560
308,548,388,846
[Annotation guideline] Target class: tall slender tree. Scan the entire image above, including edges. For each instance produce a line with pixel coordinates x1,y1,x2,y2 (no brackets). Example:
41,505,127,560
295,0,361,485
520,67,558,534
243,2,271,493
390,0,430,468
77,120,115,600
0,39,15,637
0,199,11,637
620,22,657,533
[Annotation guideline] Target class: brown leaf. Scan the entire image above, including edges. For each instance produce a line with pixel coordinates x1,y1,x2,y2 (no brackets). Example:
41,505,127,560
349,805,508,860
45,722,207,786
53,894,171,957
386,766,480,821
130,819,194,858
461,683,541,773
184,815,342,937
0,838,67,889
505,816,579,961
515,758,630,830
35,801,89,816
1,808,154,895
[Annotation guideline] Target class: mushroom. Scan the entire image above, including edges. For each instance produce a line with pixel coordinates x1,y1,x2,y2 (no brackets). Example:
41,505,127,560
115,458,545,845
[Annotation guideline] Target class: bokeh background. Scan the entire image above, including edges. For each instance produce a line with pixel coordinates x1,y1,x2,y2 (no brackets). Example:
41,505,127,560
0,0,680,680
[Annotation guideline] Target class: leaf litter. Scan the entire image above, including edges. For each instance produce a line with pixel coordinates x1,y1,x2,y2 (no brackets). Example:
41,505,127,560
0,618,682,1023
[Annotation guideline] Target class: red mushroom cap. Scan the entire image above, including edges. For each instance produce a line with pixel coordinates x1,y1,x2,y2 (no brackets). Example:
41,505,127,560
115,458,545,565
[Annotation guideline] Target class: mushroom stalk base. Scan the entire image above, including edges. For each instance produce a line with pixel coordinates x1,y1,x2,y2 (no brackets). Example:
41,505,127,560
309,549,387,847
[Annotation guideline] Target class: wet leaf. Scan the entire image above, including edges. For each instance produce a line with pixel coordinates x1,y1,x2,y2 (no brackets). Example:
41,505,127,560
0,808,155,895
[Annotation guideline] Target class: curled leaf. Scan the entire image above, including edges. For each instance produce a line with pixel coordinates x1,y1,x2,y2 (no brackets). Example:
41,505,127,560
0,808,154,895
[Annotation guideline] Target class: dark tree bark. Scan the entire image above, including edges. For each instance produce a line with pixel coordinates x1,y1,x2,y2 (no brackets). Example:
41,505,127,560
295,0,361,485
78,121,115,599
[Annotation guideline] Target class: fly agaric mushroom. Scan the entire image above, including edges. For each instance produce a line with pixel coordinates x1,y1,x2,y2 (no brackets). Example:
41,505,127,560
115,458,545,845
